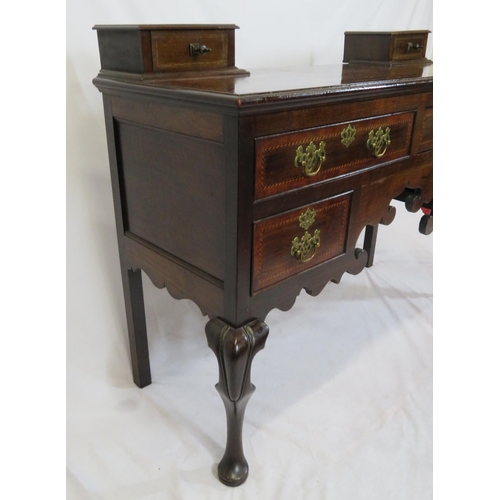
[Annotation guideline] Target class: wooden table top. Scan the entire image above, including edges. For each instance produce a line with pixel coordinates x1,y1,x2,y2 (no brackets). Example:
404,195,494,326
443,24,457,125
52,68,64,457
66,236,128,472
94,62,433,110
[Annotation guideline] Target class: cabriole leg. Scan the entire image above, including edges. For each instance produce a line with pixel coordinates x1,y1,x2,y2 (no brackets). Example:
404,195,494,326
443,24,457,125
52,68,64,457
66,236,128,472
205,317,269,486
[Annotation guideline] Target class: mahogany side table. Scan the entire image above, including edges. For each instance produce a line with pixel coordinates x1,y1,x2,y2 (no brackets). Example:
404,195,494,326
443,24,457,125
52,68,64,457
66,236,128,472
93,24,432,486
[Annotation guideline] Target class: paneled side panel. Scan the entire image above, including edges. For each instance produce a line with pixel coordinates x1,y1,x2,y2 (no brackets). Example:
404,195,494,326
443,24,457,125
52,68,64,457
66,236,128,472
116,120,225,280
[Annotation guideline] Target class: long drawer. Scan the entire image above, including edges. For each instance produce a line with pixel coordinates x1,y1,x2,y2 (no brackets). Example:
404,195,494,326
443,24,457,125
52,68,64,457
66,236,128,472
254,111,414,200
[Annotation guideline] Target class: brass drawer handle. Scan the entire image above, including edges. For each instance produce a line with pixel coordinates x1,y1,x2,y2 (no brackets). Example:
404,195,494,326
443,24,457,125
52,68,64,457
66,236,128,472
367,127,391,158
406,42,422,52
189,43,212,57
294,141,326,177
291,208,321,262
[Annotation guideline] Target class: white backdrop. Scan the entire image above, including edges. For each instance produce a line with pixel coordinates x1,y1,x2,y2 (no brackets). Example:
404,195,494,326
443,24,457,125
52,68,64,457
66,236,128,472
67,1,433,499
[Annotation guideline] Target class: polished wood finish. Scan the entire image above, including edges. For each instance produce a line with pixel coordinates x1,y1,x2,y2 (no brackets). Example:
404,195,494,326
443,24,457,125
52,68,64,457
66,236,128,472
93,25,433,486
205,317,269,486
115,118,225,279
419,106,433,152
255,110,414,199
93,24,247,78
343,30,431,64
111,95,224,142
252,193,351,293
101,94,153,387
124,233,224,318
120,268,151,388
151,29,229,72
363,224,378,268
395,187,424,213
341,60,429,82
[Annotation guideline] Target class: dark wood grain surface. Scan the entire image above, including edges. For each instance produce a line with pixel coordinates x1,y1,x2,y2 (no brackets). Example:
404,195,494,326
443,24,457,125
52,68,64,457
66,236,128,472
252,193,351,293
116,119,226,280
94,43,432,486
94,65,432,325
255,111,414,200
93,62,432,113
343,31,430,63
151,30,229,72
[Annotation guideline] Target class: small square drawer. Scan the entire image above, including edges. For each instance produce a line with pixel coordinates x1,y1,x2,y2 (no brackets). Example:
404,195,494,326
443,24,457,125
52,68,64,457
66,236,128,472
151,30,229,72
94,24,240,74
255,111,414,200
391,32,429,61
252,192,352,293
343,30,431,63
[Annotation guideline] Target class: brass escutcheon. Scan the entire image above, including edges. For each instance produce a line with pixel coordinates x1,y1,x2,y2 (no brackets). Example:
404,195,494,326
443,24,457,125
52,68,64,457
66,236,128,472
367,126,391,158
298,208,316,230
341,124,356,148
294,141,326,177
291,208,321,262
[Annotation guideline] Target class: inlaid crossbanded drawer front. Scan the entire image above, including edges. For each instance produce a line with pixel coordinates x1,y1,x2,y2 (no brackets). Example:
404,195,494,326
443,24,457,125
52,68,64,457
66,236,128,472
252,192,351,293
151,30,229,72
391,33,428,61
254,111,414,200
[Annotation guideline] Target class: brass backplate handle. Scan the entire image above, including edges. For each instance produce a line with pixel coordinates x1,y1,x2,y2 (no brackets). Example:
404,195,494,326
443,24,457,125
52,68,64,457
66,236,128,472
291,208,321,262
291,230,321,262
294,141,326,177
367,127,391,158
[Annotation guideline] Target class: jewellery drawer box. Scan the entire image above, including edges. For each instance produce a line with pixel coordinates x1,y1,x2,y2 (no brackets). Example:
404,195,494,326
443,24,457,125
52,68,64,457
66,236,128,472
93,24,247,76
254,111,414,200
252,193,351,293
343,30,431,64
151,29,229,72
